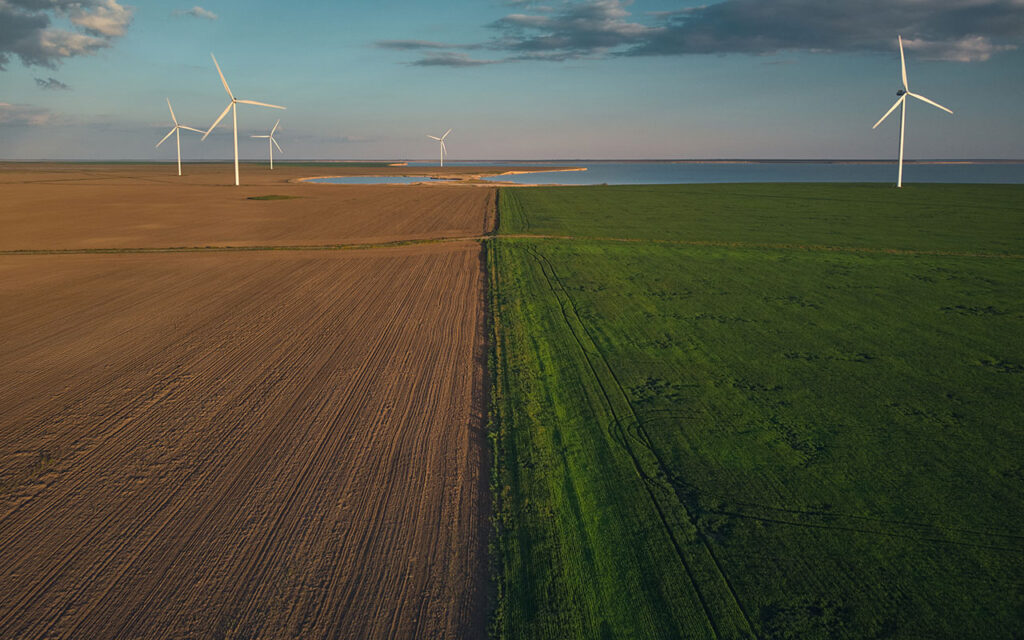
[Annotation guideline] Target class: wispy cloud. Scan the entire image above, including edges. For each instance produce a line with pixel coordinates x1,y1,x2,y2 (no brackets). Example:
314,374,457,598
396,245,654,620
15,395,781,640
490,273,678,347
288,132,377,144
490,0,652,57
410,52,499,67
34,76,70,90
623,0,1022,62
378,0,1023,66
376,40,461,51
334,135,375,144
901,35,1016,63
0,0,134,70
0,102,56,126
172,6,218,21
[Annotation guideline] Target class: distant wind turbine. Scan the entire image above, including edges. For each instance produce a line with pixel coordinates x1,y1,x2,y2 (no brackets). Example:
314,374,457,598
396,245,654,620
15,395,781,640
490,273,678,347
251,119,282,170
426,128,452,167
202,53,286,186
872,35,953,188
156,98,203,176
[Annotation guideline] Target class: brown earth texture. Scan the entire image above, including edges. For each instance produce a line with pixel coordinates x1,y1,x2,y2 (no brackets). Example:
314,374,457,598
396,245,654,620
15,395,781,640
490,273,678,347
0,163,498,639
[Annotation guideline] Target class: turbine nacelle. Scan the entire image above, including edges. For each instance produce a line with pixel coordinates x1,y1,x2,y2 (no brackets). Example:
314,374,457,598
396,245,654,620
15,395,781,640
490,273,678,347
897,89,907,96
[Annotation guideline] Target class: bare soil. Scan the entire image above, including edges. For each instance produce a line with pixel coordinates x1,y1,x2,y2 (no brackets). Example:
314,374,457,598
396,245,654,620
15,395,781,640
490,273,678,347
0,162,502,251
0,164,494,639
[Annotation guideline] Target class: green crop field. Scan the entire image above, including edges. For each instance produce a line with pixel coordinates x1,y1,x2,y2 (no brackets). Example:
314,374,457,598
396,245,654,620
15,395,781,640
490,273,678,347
487,184,1024,639
498,183,1024,254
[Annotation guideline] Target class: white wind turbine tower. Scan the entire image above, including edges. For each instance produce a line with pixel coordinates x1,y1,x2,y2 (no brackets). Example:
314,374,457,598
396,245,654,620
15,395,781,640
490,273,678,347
426,128,452,167
872,35,953,188
156,98,203,176
202,53,286,186
251,119,282,170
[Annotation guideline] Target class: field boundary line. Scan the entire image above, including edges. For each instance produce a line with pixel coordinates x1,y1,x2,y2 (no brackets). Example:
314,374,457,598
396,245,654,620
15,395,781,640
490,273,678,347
5,233,1022,259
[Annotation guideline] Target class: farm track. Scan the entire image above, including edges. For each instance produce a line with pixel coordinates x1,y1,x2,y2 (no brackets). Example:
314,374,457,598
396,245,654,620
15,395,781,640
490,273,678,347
5,233,1023,259
0,165,497,639
522,245,757,639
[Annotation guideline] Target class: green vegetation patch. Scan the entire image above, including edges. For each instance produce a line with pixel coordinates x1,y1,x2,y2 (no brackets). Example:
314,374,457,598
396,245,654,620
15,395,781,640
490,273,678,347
489,184,1024,639
247,194,301,201
499,183,1024,254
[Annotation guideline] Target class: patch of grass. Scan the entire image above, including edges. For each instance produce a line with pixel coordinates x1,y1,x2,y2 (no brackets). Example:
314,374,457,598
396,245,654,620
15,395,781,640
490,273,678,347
247,194,301,201
489,184,1024,639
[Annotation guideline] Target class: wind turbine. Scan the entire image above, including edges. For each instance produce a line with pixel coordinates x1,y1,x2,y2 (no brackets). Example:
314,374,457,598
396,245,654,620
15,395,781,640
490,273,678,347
426,128,452,167
156,98,203,176
872,35,953,188
251,119,283,170
202,53,286,186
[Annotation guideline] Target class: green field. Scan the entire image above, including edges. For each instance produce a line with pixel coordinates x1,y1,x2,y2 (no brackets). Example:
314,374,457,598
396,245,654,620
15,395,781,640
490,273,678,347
488,184,1024,639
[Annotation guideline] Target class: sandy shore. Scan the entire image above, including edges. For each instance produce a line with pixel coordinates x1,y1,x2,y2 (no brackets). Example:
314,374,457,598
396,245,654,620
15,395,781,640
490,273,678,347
294,165,586,186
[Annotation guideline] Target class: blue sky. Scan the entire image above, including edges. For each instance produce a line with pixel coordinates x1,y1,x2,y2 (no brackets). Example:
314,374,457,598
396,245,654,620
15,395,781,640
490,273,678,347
2,0,1023,160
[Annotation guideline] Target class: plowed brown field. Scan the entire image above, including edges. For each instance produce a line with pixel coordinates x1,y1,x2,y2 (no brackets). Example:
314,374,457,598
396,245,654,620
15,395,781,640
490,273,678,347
0,163,503,251
0,164,492,639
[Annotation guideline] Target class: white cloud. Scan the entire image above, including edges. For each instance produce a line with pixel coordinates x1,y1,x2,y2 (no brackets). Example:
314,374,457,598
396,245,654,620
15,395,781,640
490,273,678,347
903,35,1017,62
173,6,218,20
70,0,133,37
0,0,134,69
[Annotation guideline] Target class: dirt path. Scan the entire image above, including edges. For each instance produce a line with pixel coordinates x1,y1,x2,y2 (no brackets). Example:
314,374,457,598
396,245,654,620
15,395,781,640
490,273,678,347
0,164,496,639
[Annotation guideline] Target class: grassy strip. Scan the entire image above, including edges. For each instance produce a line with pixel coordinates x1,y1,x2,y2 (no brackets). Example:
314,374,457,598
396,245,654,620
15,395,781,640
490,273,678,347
488,237,734,639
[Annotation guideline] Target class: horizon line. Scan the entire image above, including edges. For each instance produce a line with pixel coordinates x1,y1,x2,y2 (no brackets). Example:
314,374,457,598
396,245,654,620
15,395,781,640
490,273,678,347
3,158,1024,164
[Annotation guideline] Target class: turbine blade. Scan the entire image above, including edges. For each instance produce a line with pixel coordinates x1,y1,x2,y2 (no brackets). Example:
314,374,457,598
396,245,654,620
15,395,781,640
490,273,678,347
156,127,175,148
271,119,279,135
907,91,953,114
442,128,452,140
179,126,204,133
251,135,270,138
272,138,283,153
236,99,286,109
166,98,177,124
872,96,904,129
211,53,234,99
441,140,447,156
427,135,441,140
202,102,233,140
899,35,908,90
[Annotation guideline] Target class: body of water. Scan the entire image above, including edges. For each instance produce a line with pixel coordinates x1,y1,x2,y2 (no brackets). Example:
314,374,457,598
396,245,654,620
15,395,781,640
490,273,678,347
478,161,1024,185
308,161,1024,185
307,175,457,185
